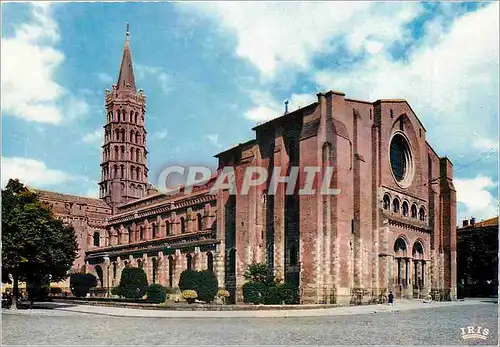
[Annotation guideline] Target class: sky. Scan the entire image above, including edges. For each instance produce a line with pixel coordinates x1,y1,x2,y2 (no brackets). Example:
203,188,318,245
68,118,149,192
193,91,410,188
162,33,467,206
1,1,498,223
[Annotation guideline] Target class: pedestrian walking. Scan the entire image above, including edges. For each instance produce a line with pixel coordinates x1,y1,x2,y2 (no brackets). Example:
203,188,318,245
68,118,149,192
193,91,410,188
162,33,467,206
388,291,394,306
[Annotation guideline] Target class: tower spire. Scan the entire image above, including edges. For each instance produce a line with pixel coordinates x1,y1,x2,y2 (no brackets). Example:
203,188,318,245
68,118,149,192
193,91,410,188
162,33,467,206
117,23,136,92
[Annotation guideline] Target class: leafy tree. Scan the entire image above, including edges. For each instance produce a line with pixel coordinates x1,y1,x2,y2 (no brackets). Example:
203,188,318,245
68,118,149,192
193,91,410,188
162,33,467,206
2,179,78,309
178,270,218,303
70,273,98,298
114,266,148,299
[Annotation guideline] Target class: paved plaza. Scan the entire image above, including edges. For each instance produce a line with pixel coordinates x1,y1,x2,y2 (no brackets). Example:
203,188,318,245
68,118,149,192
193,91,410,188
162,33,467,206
2,299,497,345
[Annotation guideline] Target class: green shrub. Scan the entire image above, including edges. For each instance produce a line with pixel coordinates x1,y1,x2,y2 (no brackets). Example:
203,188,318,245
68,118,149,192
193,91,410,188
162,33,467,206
70,273,98,298
178,270,198,291
242,282,267,304
278,283,299,304
178,270,219,303
196,271,218,303
244,263,273,284
115,267,148,299
111,286,121,297
146,284,167,303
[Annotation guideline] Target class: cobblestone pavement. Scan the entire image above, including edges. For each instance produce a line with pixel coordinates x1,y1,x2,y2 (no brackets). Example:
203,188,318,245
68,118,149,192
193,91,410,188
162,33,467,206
2,300,497,345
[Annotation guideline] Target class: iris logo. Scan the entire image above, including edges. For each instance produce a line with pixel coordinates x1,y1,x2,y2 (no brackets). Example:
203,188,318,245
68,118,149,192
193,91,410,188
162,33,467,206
460,326,489,340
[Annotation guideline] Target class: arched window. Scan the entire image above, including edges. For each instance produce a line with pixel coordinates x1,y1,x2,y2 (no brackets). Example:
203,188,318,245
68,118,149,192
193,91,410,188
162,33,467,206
128,228,133,243
393,198,400,213
130,130,134,143
117,109,121,122
135,112,138,124
152,224,158,238
120,165,124,178
197,213,203,231
130,110,134,123
186,254,192,270
181,217,186,233
290,244,298,266
383,194,391,210
207,252,214,272
419,207,425,221
115,129,119,140
120,146,125,160
114,146,119,160
137,259,143,268
112,262,117,280
152,258,158,284
130,147,135,161
130,166,135,180
139,226,144,240
95,265,104,288
166,221,171,236
113,165,118,178
93,232,100,247
121,129,125,141
402,201,409,217
124,260,129,268
136,149,140,163
136,131,140,144
411,204,417,218
228,249,236,275
136,167,140,181
168,256,174,287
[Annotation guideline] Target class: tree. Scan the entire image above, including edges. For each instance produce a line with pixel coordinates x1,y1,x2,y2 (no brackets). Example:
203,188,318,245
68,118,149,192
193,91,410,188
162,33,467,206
70,273,98,297
2,179,78,309
114,267,148,299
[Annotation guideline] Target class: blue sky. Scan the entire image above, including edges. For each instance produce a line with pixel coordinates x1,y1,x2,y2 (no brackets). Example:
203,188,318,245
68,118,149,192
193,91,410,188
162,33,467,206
1,2,498,223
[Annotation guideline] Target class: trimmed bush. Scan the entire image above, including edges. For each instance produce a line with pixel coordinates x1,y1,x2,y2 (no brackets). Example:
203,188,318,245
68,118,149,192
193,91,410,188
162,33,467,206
146,284,167,303
242,282,267,304
196,271,218,303
278,283,299,304
178,270,219,303
182,289,197,303
178,270,198,291
70,273,98,298
115,267,148,299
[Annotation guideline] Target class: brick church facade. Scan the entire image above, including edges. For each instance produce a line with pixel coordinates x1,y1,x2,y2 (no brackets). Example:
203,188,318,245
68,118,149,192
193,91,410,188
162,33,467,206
36,28,457,304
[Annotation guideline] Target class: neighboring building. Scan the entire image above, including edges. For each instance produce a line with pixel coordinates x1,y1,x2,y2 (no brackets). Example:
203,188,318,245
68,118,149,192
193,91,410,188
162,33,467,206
457,217,498,297
34,27,457,304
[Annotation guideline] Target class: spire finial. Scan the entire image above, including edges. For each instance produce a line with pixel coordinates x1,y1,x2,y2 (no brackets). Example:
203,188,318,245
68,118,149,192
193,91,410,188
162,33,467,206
126,23,130,39
284,100,289,114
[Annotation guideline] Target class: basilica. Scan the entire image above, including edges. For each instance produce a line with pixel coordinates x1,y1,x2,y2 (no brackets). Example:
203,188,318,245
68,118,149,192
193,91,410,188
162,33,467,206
36,28,457,304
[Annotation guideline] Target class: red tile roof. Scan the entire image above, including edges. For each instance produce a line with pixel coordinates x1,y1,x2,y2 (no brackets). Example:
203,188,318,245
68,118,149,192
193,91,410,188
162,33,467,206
31,188,110,209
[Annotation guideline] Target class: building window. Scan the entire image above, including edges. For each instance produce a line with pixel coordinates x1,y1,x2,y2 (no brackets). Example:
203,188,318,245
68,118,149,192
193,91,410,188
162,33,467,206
390,133,413,186
152,224,158,238
392,199,400,214
197,213,203,231
186,254,192,270
181,217,186,233
383,194,391,210
128,228,133,243
137,259,143,269
166,221,171,235
207,252,214,272
419,207,425,221
402,201,409,217
139,226,144,240
411,204,417,218
290,244,298,266
93,232,100,247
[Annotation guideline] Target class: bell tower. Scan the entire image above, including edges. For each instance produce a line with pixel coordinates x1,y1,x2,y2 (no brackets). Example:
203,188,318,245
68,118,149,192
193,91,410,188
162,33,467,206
99,24,149,212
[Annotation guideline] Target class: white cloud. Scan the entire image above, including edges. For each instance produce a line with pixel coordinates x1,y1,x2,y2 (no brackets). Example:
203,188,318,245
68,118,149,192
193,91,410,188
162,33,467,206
136,64,172,95
96,72,113,84
245,90,317,122
83,187,100,199
153,127,169,140
455,175,499,221
1,156,75,188
1,3,89,124
205,134,222,148
178,2,422,79
472,137,499,152
82,128,103,146
314,3,499,157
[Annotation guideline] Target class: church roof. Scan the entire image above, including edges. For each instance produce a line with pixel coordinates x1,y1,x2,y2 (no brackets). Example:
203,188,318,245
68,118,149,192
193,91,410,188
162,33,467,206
32,189,111,209
116,24,136,92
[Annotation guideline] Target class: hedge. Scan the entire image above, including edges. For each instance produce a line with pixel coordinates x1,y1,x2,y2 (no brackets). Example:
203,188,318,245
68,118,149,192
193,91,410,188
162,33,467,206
146,284,167,303
70,273,98,298
178,270,218,303
114,267,148,299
